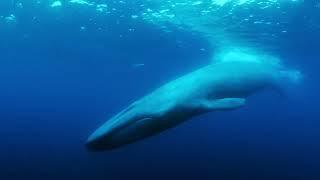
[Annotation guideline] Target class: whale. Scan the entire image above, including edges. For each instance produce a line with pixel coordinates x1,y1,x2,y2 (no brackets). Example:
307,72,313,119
86,48,301,151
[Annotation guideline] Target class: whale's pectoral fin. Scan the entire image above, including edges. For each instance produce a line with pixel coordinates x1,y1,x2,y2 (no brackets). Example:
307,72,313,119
200,98,246,111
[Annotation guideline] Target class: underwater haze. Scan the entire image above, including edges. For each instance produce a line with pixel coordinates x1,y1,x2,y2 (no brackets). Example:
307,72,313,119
0,0,320,179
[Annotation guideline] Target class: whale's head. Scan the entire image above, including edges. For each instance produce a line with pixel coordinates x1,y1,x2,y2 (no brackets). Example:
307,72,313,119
85,101,179,151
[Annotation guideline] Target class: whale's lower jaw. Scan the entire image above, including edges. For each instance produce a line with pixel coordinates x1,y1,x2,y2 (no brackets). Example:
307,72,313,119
85,129,140,151
85,138,126,151
86,130,144,151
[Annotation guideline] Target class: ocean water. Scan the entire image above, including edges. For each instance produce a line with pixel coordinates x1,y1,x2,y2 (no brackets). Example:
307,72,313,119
0,0,319,179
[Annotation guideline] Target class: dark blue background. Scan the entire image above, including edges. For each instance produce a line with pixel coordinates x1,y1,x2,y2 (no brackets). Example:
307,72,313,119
0,1,319,180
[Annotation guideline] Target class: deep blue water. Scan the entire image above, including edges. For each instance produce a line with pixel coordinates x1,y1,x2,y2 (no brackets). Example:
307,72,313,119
0,1,320,180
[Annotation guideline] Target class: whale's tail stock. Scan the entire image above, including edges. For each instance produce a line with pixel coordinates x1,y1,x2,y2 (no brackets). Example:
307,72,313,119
280,69,303,85
211,45,303,96
275,68,303,97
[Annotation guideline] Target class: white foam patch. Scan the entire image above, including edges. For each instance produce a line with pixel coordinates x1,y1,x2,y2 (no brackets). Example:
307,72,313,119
96,4,108,12
212,0,299,6
66,0,110,13
213,46,281,68
50,1,62,7
69,0,94,6
212,0,232,6
4,14,16,23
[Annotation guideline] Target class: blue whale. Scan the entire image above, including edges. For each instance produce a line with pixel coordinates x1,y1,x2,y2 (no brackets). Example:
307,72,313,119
86,49,301,151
